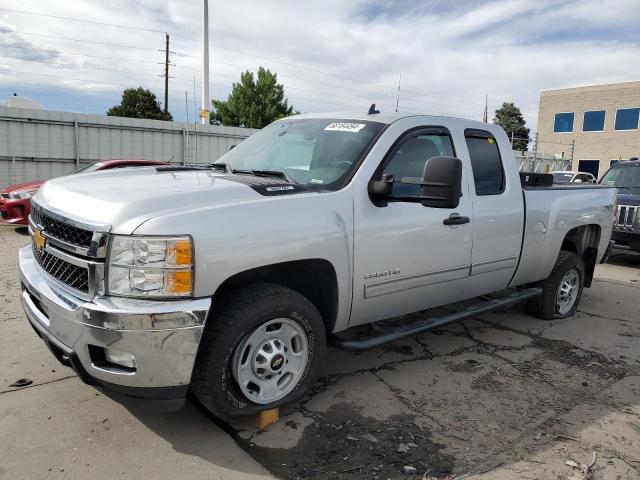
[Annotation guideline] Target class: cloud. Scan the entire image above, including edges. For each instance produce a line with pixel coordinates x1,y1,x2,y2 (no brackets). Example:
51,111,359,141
0,0,638,130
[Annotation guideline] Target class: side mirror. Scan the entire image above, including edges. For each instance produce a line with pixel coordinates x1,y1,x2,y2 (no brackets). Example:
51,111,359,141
399,156,462,208
368,174,394,196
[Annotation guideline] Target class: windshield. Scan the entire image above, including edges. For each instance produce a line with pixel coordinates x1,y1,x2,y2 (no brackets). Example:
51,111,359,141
69,162,102,174
600,164,640,194
552,172,574,183
215,118,385,189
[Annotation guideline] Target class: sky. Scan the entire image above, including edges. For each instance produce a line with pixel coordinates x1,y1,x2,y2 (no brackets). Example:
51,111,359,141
1,0,639,132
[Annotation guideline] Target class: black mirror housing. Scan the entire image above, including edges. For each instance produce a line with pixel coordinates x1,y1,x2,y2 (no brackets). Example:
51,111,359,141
368,174,394,196
418,156,462,208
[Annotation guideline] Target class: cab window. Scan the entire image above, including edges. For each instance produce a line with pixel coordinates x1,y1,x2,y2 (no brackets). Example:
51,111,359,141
464,130,505,196
383,132,455,197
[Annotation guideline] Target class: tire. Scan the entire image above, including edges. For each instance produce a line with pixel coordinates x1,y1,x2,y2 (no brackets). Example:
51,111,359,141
191,282,326,419
526,250,585,320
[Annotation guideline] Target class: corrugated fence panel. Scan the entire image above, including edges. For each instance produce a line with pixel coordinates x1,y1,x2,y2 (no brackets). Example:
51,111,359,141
0,106,257,188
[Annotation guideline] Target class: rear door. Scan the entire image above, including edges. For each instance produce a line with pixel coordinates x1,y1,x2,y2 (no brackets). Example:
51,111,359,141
350,123,473,326
459,127,524,298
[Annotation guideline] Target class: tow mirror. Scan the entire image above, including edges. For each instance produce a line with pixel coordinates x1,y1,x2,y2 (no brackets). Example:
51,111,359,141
398,156,462,208
369,174,394,196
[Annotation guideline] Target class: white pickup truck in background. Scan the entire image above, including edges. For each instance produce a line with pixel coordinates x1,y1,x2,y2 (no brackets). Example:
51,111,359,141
19,111,616,419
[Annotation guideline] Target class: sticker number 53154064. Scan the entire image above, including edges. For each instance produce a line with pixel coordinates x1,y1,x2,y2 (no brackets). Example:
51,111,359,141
324,122,366,133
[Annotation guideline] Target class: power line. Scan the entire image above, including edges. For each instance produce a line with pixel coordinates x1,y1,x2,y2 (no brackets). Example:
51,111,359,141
1,43,163,66
0,7,165,34
8,30,483,110
204,44,485,108
0,55,166,78
1,48,479,115
14,31,161,52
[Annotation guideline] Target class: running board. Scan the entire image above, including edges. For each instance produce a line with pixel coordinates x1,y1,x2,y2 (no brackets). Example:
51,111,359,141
330,287,542,351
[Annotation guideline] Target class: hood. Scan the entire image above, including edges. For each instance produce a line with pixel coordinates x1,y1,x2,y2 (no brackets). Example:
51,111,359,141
33,168,264,233
617,192,640,206
2,180,45,194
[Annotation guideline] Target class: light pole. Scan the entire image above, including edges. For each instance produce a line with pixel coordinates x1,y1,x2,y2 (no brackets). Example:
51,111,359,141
200,0,210,125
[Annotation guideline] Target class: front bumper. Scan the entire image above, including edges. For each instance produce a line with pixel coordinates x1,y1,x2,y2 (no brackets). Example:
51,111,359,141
18,245,211,408
0,197,29,224
612,230,640,252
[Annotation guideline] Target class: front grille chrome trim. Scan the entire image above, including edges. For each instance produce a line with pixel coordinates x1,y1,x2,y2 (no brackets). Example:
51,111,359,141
27,200,109,300
29,202,110,259
30,198,111,233
614,204,638,232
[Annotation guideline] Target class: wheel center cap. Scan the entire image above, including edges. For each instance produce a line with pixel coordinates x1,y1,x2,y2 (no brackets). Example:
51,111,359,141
270,354,285,371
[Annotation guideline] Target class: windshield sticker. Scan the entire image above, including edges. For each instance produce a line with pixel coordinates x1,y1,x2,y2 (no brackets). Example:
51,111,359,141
310,179,324,184
324,122,366,133
265,185,295,192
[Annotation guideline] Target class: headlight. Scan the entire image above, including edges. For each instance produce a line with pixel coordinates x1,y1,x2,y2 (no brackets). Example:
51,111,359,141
107,236,193,298
10,188,38,199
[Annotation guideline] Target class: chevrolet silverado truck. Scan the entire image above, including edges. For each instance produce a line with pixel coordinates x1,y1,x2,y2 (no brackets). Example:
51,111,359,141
19,112,616,419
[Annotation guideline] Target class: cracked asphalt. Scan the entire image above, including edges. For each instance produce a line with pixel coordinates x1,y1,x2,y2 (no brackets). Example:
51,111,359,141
1,225,639,480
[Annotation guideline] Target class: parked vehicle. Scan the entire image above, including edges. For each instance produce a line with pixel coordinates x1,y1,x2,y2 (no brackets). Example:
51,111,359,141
551,171,596,184
18,112,616,419
599,158,640,252
0,159,170,225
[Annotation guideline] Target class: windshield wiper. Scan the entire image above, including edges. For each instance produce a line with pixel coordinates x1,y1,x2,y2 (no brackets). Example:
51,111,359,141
231,168,295,183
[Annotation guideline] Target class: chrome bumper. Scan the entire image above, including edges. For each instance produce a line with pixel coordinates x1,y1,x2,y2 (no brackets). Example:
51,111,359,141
19,245,211,396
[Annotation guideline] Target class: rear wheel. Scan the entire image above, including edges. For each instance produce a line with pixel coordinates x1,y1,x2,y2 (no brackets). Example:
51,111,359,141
192,283,326,419
526,251,585,320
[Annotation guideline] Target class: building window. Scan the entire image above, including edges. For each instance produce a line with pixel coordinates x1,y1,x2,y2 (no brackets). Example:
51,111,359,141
554,112,574,133
614,108,640,131
610,160,619,168
464,130,505,196
577,160,600,178
582,110,606,132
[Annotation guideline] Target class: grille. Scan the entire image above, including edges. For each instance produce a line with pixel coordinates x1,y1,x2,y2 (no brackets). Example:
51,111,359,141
32,242,89,293
30,206,94,248
615,205,638,228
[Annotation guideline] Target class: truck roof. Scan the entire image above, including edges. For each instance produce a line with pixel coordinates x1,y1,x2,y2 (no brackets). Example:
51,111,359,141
291,111,494,129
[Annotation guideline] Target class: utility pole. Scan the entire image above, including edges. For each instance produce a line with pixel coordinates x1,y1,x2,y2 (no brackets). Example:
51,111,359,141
184,91,189,165
164,33,169,115
200,0,210,125
570,139,576,168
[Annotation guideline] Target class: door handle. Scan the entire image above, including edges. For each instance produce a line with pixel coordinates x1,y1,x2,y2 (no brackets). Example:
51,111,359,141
443,213,470,226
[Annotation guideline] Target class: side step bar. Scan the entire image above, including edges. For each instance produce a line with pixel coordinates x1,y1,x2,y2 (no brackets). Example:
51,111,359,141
330,287,542,351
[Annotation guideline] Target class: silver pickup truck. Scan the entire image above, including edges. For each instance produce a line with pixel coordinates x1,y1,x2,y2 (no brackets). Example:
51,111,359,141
19,112,616,418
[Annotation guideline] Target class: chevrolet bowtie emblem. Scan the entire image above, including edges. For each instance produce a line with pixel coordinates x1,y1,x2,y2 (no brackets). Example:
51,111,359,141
33,228,46,251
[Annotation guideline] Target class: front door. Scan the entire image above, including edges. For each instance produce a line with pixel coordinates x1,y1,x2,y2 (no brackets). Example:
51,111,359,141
350,126,473,326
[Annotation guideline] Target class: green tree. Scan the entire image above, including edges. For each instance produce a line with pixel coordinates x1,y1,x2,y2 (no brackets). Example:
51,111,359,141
493,102,530,151
107,87,172,121
211,67,294,128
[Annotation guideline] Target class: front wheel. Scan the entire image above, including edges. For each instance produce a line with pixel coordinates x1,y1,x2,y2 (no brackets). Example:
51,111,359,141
192,283,326,419
526,250,585,320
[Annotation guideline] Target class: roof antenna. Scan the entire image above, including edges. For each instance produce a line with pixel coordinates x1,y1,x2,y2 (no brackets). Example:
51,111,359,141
368,103,380,115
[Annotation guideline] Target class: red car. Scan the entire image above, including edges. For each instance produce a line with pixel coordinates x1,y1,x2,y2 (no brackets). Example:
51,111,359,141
0,159,169,225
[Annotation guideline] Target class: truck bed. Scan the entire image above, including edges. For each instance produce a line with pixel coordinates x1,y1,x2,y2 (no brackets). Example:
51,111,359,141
509,185,616,287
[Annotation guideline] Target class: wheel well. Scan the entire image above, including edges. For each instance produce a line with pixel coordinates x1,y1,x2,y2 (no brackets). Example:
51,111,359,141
561,224,601,287
213,259,339,332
